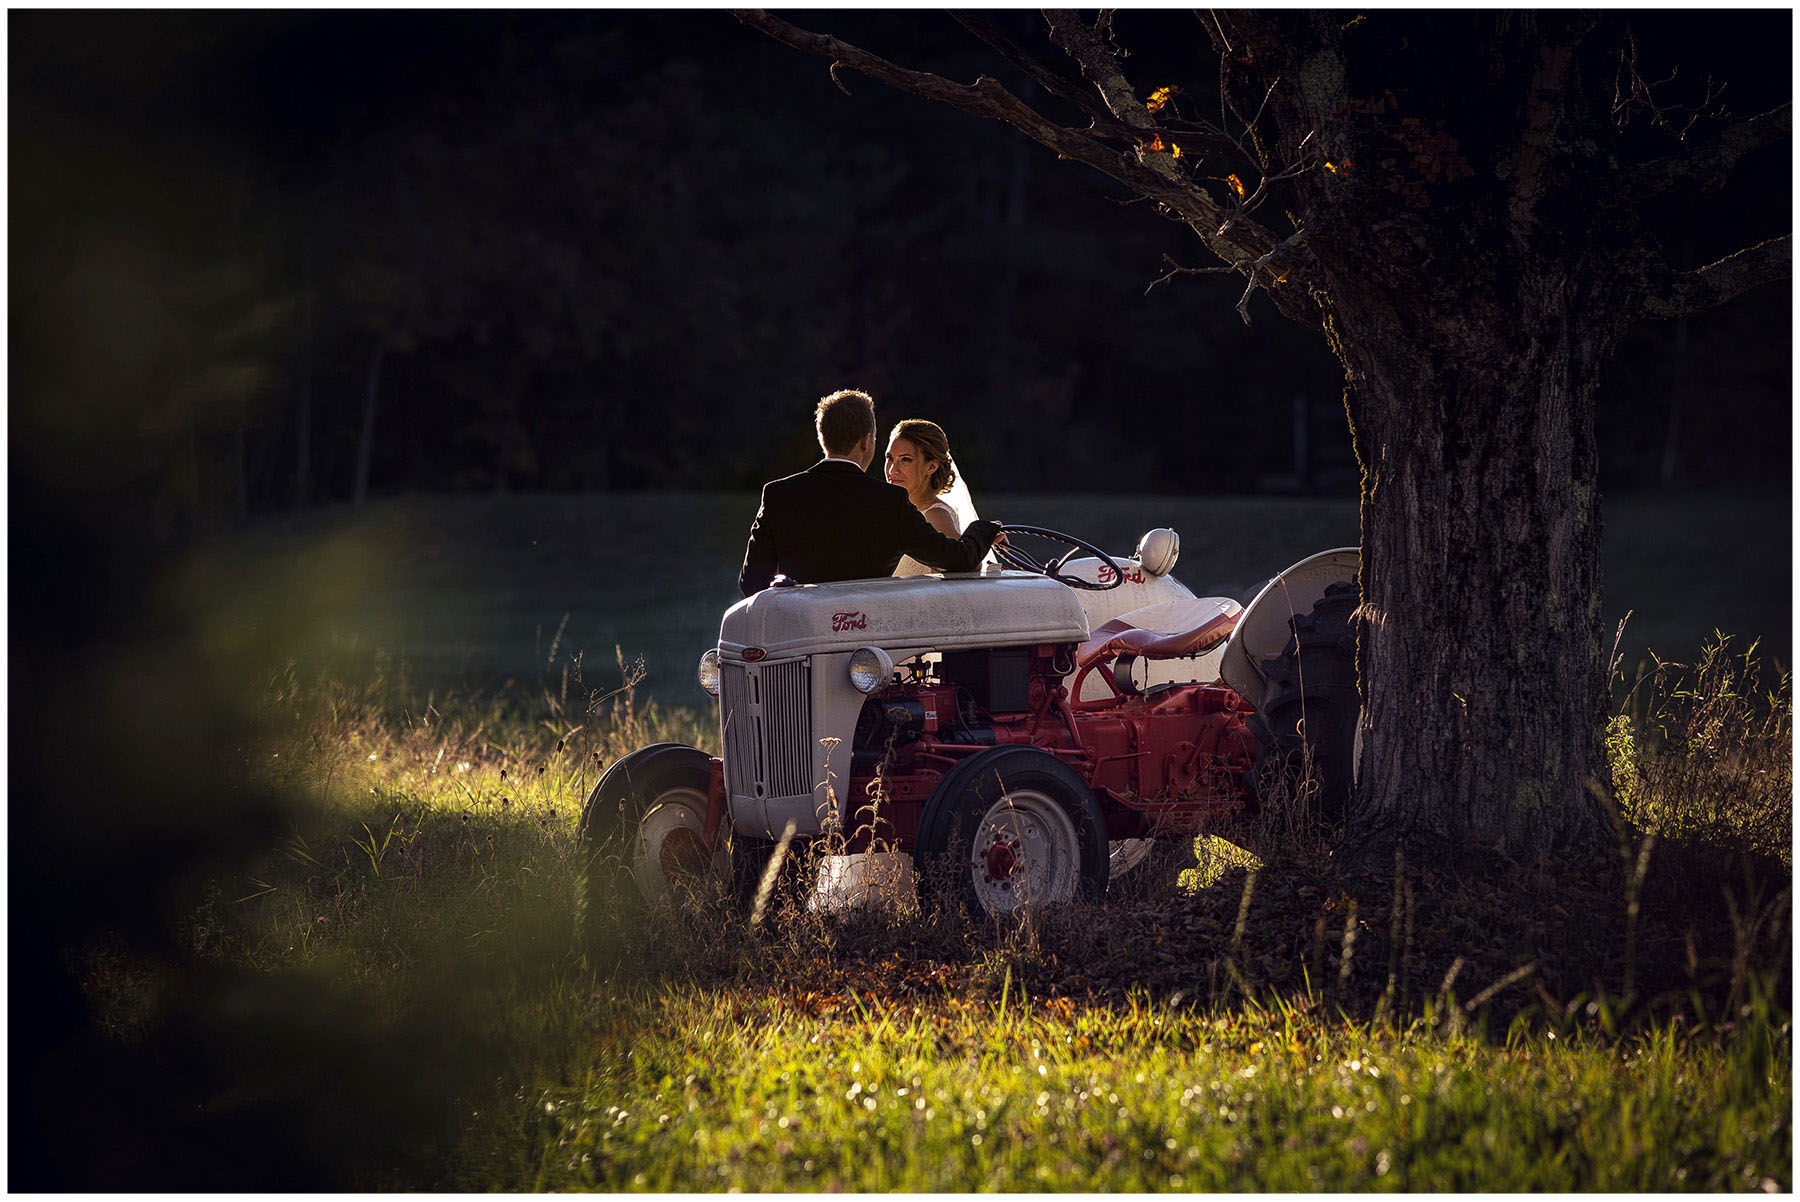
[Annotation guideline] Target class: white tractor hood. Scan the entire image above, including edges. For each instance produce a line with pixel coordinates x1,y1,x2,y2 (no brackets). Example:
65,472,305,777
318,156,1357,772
719,570,1091,662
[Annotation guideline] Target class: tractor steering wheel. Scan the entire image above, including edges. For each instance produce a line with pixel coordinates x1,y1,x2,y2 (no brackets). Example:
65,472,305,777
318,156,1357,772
991,525,1125,591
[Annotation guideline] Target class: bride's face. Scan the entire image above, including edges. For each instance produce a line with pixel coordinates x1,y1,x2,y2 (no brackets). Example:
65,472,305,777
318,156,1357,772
884,436,934,497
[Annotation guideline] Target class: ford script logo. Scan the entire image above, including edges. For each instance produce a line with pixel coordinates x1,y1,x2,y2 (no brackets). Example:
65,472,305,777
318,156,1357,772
831,611,869,632
1096,564,1145,586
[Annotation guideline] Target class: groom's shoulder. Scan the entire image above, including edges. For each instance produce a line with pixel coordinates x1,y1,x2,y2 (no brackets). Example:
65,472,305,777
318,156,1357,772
761,464,816,496
763,466,905,528
769,462,894,496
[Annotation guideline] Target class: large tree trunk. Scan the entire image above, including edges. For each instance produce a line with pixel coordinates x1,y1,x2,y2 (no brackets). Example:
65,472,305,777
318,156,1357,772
1336,272,1612,863
1219,11,1622,865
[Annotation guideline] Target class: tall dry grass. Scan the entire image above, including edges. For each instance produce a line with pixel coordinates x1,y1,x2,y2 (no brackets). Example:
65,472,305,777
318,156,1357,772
1608,635,1791,865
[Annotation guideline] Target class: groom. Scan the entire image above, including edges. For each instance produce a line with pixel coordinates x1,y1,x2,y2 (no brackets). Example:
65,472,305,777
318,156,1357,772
739,389,1003,596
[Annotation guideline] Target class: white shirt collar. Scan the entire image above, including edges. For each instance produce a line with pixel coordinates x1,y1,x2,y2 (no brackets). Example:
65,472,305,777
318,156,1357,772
824,455,863,468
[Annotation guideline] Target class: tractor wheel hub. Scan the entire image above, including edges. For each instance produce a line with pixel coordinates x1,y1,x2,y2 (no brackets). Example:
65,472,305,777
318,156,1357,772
983,837,1021,884
659,827,712,878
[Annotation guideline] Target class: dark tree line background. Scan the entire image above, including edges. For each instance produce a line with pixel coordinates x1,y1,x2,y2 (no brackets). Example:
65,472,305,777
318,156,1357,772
12,9,1788,538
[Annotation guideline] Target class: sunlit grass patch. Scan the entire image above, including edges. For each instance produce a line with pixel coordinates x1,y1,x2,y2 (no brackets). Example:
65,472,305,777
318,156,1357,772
1608,635,1791,865
119,644,1794,1191
208,652,711,989
489,983,1789,1192
1179,834,1263,892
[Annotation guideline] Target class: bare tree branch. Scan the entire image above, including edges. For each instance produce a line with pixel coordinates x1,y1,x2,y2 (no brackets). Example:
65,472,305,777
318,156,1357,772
1037,11,1319,289
1621,103,1792,198
948,11,1251,161
1611,26,1728,139
1199,11,1309,176
1146,253,1235,294
733,9,1324,325
733,11,1174,199
1507,14,1597,241
1149,228,1311,324
1043,11,1163,136
1640,235,1791,320
943,15,1124,138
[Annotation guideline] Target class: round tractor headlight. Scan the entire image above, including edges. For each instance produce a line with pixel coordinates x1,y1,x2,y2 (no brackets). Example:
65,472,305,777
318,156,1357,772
1135,527,1180,577
847,647,894,694
697,648,722,696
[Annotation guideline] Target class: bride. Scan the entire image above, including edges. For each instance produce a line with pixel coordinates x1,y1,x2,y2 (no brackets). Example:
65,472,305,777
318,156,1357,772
883,419,984,576
818,421,983,911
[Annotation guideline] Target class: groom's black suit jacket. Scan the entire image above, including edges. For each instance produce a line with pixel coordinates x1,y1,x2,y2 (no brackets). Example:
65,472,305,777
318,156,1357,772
739,459,1000,596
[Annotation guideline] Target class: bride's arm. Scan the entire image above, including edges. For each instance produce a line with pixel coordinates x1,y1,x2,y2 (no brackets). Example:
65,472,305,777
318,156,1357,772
922,501,960,536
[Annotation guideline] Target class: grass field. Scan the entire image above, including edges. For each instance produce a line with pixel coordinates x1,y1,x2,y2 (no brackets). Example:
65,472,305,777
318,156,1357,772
64,625,1785,1191
218,487,1789,704
67,486,1786,1190
483,979,1787,1192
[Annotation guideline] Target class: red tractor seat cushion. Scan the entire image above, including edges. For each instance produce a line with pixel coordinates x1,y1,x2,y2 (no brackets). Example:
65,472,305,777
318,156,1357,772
1075,597,1243,669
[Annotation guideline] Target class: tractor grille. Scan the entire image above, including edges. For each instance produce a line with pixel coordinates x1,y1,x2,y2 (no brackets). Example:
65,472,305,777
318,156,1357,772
719,667,759,795
760,660,813,796
719,659,813,799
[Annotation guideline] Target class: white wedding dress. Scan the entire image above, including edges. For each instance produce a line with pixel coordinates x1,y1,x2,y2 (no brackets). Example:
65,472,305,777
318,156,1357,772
893,475,984,577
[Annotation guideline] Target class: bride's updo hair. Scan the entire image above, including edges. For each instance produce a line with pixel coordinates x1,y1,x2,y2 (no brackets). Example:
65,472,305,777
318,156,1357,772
890,419,957,496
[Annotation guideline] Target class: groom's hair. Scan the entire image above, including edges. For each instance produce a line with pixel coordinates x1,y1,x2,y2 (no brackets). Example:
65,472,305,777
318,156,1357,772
815,389,876,456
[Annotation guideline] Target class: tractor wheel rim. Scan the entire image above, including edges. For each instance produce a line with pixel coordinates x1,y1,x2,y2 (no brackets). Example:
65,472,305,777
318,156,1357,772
632,786,719,906
968,787,1081,916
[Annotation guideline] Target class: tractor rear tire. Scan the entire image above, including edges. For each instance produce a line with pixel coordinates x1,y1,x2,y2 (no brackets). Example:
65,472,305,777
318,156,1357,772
577,744,722,953
1246,580,1361,822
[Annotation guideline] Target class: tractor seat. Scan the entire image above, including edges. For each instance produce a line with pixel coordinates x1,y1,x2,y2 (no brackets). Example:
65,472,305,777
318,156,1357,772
1075,597,1242,669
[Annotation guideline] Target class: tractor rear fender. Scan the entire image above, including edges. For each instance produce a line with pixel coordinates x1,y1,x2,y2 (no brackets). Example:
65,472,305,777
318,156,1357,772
1217,548,1360,702
580,743,713,848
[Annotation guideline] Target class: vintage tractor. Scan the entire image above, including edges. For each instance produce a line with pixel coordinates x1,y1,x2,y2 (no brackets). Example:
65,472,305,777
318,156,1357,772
580,526,1360,924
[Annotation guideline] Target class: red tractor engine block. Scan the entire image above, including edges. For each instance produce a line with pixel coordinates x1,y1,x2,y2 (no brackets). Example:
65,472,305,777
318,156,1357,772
837,649,1257,852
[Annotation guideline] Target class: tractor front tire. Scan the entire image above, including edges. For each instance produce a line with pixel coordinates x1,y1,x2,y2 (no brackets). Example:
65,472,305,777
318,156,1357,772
1246,580,1361,823
577,744,723,953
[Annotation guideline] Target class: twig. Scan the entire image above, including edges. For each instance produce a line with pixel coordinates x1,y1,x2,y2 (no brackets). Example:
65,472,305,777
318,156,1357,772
1149,227,1310,326
1464,961,1538,1013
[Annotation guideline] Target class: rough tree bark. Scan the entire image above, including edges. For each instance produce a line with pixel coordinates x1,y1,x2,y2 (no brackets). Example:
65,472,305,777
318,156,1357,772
734,10,1790,867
